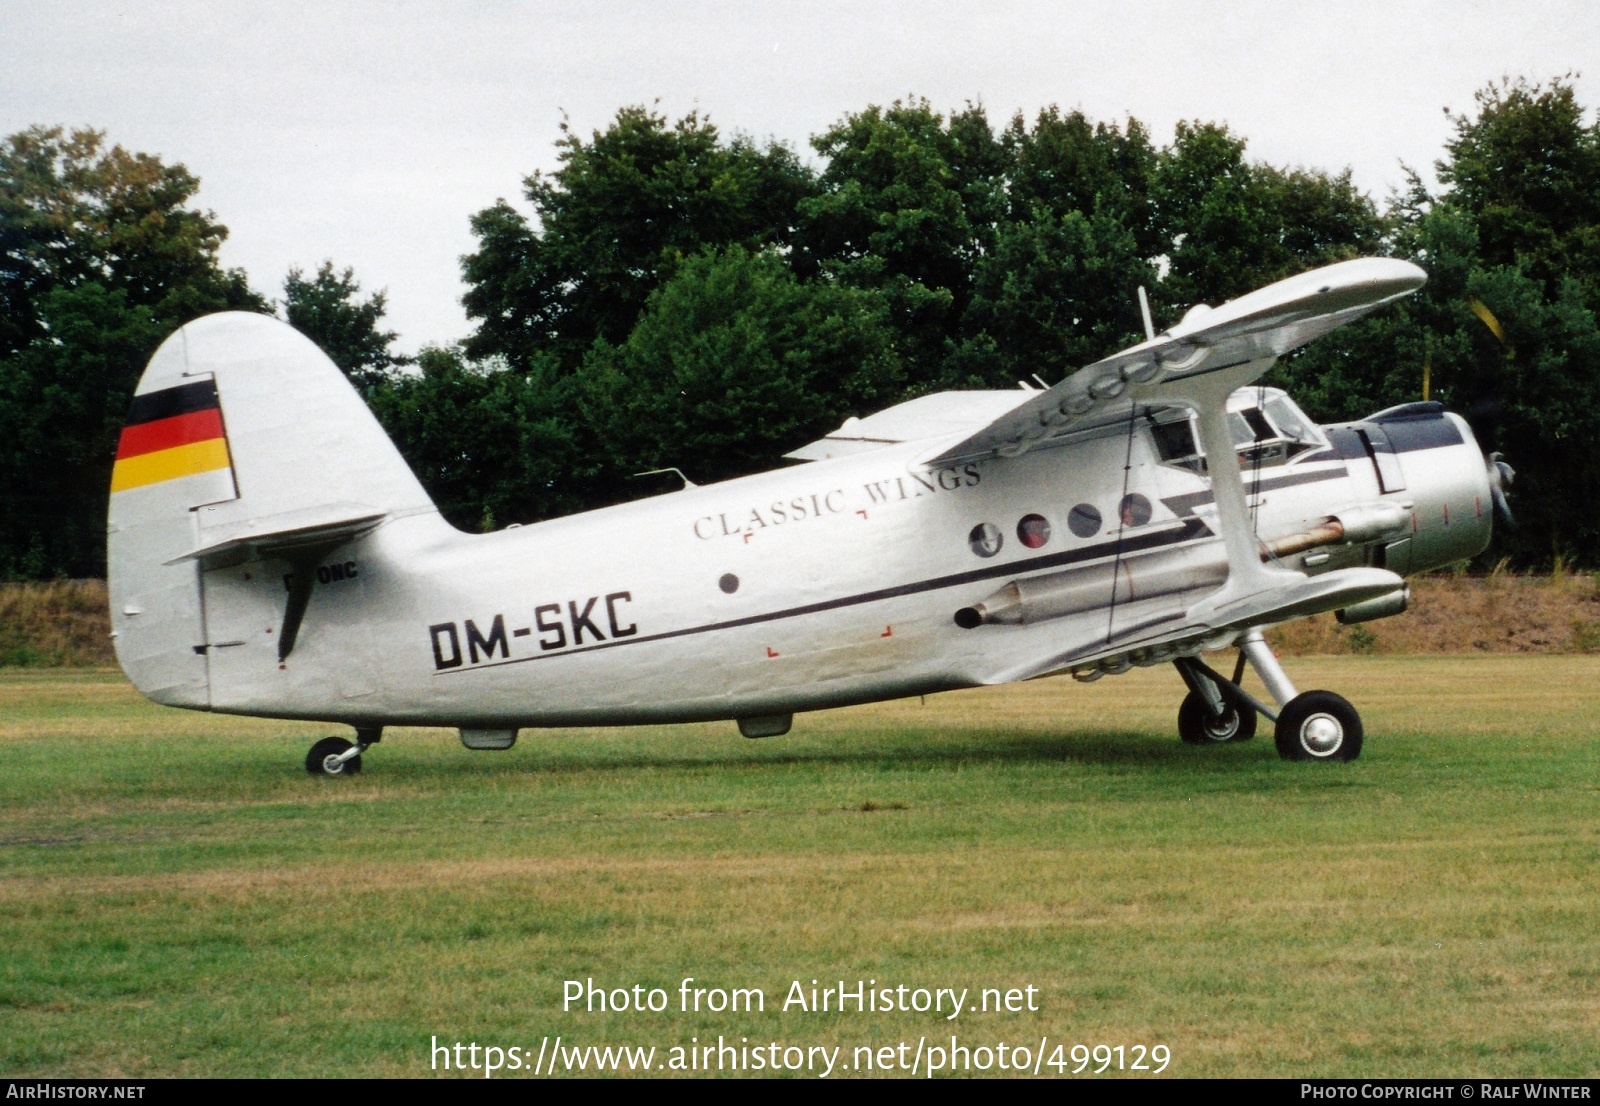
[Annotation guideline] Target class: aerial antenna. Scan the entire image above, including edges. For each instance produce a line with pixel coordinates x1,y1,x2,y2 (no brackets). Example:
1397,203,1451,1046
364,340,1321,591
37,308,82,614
633,467,698,490
1031,373,1050,389
1137,286,1156,342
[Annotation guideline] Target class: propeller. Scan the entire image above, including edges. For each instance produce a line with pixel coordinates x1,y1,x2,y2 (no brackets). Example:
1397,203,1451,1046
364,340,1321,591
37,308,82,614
1486,450,1515,530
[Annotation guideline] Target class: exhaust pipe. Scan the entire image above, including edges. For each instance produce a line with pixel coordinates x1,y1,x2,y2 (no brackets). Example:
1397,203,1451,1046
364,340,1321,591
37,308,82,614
955,548,1228,628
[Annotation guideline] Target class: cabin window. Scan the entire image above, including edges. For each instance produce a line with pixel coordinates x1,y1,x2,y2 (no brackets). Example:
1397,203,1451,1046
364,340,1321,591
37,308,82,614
1067,503,1101,538
1231,408,1275,446
1118,493,1153,528
968,522,1002,557
1017,514,1051,549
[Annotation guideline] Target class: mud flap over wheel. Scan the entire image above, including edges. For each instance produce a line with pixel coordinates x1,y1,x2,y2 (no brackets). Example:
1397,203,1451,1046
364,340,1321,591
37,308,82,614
1274,691,1362,762
1177,690,1256,744
307,736,361,775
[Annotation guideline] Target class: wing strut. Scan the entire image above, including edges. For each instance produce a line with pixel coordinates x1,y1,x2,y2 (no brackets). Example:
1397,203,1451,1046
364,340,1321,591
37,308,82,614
1183,371,1304,615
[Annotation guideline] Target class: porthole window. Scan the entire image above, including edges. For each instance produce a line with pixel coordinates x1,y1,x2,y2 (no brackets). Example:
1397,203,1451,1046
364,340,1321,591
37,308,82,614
1118,493,1153,528
1017,514,1051,549
968,522,1002,558
1067,503,1101,538
719,573,740,594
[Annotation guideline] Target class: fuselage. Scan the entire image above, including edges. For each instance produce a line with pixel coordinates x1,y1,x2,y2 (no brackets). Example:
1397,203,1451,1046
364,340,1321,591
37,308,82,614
193,391,1492,729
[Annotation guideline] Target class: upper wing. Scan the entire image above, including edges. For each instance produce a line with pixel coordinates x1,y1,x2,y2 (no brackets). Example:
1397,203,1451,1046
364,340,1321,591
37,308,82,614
923,257,1427,466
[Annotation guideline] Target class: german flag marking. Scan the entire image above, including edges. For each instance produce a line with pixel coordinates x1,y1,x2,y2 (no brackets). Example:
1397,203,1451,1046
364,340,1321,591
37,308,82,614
116,407,225,459
111,380,234,493
111,438,232,492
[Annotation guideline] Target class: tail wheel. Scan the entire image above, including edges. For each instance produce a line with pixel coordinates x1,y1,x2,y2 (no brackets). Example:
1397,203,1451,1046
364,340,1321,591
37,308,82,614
307,736,361,776
1177,691,1256,744
1274,691,1363,762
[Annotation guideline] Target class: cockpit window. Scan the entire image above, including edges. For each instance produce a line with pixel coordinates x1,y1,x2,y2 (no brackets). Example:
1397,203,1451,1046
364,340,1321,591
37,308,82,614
1262,395,1324,452
1148,392,1327,474
1150,418,1199,464
1232,408,1275,446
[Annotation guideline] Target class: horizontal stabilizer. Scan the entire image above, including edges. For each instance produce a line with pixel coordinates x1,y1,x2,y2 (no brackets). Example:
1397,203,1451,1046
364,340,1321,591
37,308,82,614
164,502,388,565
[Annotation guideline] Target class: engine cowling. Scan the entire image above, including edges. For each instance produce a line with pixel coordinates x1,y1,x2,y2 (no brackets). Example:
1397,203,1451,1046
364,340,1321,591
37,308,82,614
1325,402,1496,575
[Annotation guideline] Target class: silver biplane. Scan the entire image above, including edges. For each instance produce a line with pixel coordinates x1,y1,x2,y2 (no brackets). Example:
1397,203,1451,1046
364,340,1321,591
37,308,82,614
106,257,1508,773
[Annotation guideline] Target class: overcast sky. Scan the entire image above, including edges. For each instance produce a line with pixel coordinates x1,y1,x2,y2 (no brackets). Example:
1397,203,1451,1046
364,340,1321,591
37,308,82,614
4,1,1597,353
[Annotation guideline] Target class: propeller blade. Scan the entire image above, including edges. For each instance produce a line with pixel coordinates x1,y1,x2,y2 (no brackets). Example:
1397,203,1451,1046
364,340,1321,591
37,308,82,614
1486,452,1515,530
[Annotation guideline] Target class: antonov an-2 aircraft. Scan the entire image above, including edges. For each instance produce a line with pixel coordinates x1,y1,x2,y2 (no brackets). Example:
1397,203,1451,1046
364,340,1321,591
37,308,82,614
108,257,1509,774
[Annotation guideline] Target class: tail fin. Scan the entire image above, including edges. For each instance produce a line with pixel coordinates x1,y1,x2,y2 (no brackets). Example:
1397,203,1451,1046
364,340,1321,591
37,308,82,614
108,312,435,707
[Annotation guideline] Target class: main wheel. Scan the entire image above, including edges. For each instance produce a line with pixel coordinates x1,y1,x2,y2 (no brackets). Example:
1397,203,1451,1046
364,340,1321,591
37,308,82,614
1177,690,1256,744
1274,691,1363,762
306,736,362,776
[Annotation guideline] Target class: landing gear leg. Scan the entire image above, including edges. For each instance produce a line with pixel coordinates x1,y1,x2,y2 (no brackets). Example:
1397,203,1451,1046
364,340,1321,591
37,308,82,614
1173,658,1256,743
306,726,383,776
1237,630,1363,762
1173,630,1364,761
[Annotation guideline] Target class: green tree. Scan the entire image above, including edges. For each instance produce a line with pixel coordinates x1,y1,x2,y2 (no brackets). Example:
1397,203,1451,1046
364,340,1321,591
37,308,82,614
0,126,265,578
1152,121,1385,313
952,108,1162,385
283,261,406,390
0,127,257,356
579,246,904,490
0,284,165,576
959,207,1153,386
1436,76,1600,295
1271,77,1600,566
461,106,816,373
367,346,584,532
1001,106,1161,257
1418,78,1600,567
796,99,1006,385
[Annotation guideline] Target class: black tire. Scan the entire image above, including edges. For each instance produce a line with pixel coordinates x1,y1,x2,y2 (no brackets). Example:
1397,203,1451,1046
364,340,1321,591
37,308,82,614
1177,690,1256,744
1274,691,1363,762
306,736,361,776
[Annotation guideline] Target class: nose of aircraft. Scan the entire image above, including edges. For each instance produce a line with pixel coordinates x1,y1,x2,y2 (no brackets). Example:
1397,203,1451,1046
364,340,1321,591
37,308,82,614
1339,402,1498,574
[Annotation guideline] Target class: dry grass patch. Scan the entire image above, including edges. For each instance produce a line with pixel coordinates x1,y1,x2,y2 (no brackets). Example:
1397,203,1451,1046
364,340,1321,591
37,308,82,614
0,580,113,666
1270,571,1600,654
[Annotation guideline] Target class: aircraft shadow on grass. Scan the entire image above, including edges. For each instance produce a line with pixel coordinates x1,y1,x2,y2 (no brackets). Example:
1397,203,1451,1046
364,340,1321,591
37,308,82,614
320,726,1288,779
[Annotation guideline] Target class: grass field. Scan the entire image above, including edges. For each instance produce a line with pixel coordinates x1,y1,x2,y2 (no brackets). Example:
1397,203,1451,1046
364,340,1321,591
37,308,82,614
2,659,1598,1078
